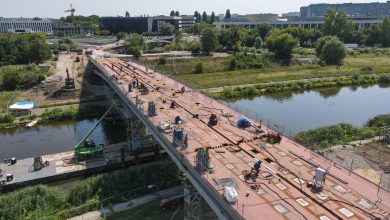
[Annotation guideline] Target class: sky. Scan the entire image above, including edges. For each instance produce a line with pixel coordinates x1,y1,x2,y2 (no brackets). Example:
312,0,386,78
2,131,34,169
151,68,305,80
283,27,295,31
0,0,386,18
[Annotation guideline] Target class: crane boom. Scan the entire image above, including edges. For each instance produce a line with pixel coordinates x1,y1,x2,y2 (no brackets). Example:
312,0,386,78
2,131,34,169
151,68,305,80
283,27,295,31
75,104,115,150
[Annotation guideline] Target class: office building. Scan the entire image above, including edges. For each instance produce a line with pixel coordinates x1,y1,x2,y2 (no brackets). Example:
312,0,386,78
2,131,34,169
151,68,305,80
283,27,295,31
0,18,52,34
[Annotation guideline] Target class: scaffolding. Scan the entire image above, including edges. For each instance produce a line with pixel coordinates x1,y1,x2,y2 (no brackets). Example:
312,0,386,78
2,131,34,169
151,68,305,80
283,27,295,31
184,179,217,220
380,126,390,144
195,148,209,173
104,84,155,151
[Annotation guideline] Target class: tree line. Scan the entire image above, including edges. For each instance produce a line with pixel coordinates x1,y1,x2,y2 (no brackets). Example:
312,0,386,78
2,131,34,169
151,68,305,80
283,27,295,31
0,33,51,66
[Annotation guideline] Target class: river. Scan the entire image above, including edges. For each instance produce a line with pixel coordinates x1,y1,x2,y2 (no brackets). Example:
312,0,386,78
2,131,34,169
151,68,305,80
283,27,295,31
229,84,390,134
0,118,127,159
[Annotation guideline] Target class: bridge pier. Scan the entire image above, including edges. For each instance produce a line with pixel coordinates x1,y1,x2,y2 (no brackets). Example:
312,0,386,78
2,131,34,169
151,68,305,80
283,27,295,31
103,79,156,152
184,179,217,220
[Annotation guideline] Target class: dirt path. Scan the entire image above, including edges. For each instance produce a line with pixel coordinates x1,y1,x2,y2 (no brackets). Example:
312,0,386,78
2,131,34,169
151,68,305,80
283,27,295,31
323,142,390,190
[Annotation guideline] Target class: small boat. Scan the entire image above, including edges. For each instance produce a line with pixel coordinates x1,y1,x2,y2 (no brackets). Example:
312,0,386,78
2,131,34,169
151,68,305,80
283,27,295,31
26,120,38,128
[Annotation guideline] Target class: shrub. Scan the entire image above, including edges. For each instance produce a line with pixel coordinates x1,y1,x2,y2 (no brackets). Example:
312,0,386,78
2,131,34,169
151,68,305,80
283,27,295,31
193,61,204,73
158,57,167,65
0,114,15,123
294,123,378,149
361,66,373,73
379,75,390,83
229,54,266,70
367,114,390,127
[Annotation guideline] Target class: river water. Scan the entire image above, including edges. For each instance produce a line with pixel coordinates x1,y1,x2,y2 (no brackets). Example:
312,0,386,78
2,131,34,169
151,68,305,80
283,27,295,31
0,118,126,159
229,84,390,134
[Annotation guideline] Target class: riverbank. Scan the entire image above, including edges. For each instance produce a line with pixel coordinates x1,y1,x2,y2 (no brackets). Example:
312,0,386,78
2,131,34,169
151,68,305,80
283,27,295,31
209,73,390,99
293,114,390,149
0,98,107,129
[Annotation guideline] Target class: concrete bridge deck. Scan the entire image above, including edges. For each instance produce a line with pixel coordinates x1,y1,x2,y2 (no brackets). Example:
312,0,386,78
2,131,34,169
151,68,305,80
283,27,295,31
91,56,390,220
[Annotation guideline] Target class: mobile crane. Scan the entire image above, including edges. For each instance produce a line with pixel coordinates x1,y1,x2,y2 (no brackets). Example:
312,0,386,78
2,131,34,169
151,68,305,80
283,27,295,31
74,104,115,160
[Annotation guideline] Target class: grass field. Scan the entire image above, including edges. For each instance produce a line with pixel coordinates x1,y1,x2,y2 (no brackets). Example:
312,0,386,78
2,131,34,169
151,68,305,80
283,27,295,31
141,54,390,89
107,200,183,220
140,56,230,75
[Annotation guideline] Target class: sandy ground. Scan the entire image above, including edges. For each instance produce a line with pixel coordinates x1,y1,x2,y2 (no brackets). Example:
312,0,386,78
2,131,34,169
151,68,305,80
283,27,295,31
18,53,105,107
322,141,390,190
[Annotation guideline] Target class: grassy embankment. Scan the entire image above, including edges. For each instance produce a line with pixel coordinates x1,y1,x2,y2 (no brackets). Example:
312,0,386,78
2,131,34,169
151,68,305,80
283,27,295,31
294,114,390,149
0,160,181,220
140,53,390,98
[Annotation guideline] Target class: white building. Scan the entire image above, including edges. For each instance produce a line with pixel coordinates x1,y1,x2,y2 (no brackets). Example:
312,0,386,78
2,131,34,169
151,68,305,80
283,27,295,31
0,18,53,34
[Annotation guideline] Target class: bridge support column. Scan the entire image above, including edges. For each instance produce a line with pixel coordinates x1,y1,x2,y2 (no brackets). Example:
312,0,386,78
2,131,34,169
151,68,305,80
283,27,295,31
184,179,217,220
103,83,155,151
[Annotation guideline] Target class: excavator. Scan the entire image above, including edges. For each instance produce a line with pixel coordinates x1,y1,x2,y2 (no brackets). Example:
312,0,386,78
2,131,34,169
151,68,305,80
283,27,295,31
74,104,115,160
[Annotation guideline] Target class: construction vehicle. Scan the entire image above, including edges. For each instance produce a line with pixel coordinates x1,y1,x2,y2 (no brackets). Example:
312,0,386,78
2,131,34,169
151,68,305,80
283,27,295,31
74,104,115,160
85,50,93,56
65,70,75,89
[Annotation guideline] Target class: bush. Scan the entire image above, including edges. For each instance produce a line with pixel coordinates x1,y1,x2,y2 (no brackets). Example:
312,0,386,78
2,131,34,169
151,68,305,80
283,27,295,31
2,72,22,90
193,61,204,73
0,114,15,123
379,74,390,83
158,57,167,65
294,123,378,149
367,114,390,127
229,54,266,70
361,66,373,73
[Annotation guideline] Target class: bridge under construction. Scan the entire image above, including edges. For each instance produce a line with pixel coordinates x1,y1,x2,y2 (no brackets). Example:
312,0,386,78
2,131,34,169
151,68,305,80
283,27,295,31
88,47,390,220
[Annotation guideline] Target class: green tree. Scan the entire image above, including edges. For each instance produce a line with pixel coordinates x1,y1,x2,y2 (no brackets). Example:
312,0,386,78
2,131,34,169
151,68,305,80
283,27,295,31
3,72,21,90
100,29,110,36
193,61,204,73
381,17,390,47
265,32,298,59
175,11,180,16
170,10,175,16
124,33,144,58
194,11,201,23
125,11,130,17
257,24,272,39
202,12,208,23
225,9,231,19
321,38,346,65
323,9,355,42
366,25,381,46
315,35,339,57
211,12,216,23
159,22,175,35
187,41,202,53
201,28,219,55
30,38,51,63
254,36,262,49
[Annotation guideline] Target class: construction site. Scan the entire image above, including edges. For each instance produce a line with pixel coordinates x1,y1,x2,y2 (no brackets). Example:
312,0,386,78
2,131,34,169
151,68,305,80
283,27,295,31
0,40,389,219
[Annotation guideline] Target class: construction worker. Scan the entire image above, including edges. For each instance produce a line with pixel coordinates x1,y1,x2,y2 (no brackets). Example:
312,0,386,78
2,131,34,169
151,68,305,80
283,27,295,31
252,160,262,176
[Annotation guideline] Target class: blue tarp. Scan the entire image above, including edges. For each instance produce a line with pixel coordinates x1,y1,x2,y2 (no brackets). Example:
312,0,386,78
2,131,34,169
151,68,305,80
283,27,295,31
236,117,252,128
